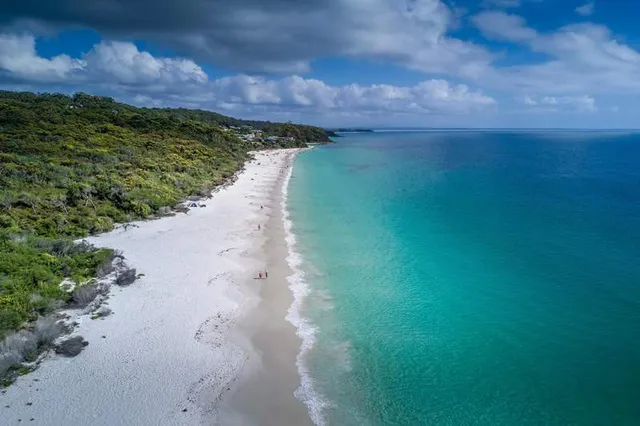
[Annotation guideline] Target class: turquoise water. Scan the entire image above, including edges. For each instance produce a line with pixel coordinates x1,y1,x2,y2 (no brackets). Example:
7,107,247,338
286,131,640,426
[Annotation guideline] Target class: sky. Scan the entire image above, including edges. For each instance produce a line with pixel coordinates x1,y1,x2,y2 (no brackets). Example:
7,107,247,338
1,0,639,128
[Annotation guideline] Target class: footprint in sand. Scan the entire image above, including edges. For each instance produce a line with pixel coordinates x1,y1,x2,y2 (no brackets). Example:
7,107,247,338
207,272,232,286
193,314,230,347
217,247,237,256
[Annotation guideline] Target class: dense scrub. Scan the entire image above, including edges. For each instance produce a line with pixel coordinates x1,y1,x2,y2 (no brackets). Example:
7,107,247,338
154,108,333,143
0,91,329,338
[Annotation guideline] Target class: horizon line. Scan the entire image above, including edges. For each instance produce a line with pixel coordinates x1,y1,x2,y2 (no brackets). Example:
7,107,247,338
328,127,640,132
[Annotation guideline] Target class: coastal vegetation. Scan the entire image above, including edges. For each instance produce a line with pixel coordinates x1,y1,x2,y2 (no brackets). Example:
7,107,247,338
157,108,333,143
0,90,331,344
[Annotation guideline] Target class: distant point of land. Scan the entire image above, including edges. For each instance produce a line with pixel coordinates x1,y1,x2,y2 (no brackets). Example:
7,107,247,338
326,128,374,135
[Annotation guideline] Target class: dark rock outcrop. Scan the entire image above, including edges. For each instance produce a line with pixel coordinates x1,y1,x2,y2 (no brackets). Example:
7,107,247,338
116,268,137,286
55,336,88,357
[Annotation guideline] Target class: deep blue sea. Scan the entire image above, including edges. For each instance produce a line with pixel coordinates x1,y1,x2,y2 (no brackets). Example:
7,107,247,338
285,131,640,426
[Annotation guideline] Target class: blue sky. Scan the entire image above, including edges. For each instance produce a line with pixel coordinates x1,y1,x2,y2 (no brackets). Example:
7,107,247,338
1,0,639,128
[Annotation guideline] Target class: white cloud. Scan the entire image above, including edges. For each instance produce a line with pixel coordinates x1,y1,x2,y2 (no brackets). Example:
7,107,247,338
1,0,633,125
84,41,207,85
472,12,537,42
0,33,496,117
470,12,640,96
2,0,492,79
132,94,164,108
209,75,496,114
530,23,640,68
0,34,207,89
4,5,637,127
520,95,597,112
519,24,640,94
0,34,83,82
575,2,595,16
335,0,491,77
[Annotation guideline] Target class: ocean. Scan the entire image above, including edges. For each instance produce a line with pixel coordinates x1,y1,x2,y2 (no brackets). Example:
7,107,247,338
284,131,640,426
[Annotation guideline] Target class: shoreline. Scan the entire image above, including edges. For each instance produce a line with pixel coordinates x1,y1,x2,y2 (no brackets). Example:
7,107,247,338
0,148,312,425
220,150,314,425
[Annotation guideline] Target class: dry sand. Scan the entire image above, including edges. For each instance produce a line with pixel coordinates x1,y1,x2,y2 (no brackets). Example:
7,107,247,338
0,149,312,425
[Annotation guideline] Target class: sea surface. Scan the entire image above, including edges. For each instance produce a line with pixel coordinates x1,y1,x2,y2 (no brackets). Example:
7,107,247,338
285,131,640,426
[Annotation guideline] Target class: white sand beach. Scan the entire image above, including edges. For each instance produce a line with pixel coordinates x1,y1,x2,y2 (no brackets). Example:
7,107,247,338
0,149,311,425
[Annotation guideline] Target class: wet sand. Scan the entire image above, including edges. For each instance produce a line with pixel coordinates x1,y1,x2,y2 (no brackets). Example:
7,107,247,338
220,152,314,425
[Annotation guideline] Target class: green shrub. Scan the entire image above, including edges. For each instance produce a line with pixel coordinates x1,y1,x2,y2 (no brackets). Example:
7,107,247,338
89,216,114,234
0,310,23,335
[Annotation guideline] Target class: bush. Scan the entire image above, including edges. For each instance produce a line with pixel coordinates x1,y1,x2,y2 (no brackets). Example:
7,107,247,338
0,316,70,380
29,293,49,314
71,284,99,306
0,331,38,368
34,316,68,346
96,258,115,278
89,216,114,234
0,351,22,377
131,201,151,218
0,310,24,338
0,215,15,228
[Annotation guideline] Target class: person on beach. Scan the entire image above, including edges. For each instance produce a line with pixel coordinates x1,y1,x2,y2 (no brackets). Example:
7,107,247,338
265,270,268,278
258,272,263,279
258,224,261,230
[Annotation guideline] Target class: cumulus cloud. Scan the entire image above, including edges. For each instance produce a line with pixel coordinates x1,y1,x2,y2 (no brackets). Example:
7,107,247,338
0,34,83,82
575,2,595,16
208,76,496,114
84,42,207,86
0,33,495,117
0,34,206,91
0,0,491,77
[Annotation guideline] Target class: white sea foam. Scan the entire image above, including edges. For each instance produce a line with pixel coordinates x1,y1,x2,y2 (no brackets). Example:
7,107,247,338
282,157,329,426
